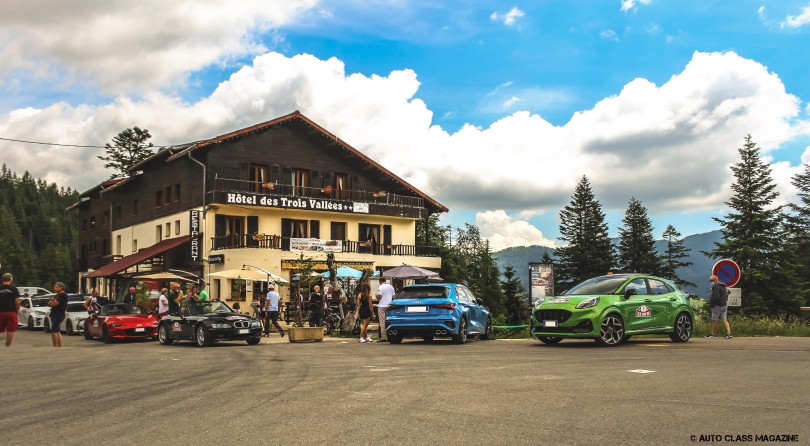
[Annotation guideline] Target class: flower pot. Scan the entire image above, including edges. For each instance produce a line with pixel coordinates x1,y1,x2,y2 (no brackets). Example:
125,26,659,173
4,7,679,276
287,326,324,343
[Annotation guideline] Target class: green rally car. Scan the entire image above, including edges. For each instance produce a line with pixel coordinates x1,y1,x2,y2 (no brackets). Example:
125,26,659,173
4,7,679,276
531,273,694,346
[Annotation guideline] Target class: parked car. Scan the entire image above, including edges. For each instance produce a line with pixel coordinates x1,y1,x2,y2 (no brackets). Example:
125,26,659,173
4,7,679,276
18,286,50,297
158,300,262,347
384,283,493,344
83,303,159,343
64,302,91,335
531,273,695,346
17,296,52,330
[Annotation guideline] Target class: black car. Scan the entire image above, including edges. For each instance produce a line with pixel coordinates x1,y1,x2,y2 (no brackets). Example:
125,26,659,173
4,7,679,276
158,301,262,347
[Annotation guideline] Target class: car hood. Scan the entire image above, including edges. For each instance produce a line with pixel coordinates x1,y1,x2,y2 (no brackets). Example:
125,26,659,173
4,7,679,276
105,314,158,323
192,314,257,321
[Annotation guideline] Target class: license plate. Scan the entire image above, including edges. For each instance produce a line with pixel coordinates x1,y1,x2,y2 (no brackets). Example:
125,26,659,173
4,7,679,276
406,306,428,313
544,320,558,327
237,329,249,334
134,328,145,332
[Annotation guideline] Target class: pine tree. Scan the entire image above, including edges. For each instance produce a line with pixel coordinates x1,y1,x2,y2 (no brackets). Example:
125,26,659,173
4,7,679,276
660,225,695,288
617,197,662,274
554,176,614,290
98,127,155,179
500,266,527,325
709,135,801,314
786,162,810,306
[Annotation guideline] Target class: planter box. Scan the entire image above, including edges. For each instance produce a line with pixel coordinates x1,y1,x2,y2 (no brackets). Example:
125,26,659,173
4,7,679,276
288,326,324,343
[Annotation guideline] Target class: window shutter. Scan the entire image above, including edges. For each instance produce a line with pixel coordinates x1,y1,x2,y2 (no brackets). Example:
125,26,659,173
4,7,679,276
281,218,292,250
247,216,259,248
310,220,320,239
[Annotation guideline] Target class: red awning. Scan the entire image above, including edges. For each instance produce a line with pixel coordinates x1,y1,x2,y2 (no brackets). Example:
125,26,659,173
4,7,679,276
84,235,194,278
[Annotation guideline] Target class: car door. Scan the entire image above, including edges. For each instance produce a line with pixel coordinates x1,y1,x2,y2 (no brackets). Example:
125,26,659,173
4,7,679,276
178,307,196,339
459,286,485,334
18,298,31,325
646,279,677,328
618,278,670,331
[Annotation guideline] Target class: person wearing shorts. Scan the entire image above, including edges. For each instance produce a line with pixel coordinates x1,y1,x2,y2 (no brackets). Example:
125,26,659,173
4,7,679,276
706,275,732,339
0,273,21,346
48,282,68,347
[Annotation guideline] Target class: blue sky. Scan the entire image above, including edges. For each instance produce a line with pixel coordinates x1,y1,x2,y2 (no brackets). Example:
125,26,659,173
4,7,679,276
2,0,809,249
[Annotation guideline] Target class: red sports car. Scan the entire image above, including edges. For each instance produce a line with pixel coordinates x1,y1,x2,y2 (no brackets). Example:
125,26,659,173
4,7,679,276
83,303,159,343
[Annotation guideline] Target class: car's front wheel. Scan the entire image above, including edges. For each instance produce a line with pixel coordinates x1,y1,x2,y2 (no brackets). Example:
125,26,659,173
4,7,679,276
538,336,563,345
669,312,693,343
195,325,211,347
158,324,173,345
480,318,494,340
28,316,35,331
102,326,113,344
246,337,261,345
595,314,625,346
452,318,468,344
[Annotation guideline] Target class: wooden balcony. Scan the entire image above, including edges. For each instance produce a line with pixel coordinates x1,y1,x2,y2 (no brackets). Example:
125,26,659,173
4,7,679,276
211,234,439,257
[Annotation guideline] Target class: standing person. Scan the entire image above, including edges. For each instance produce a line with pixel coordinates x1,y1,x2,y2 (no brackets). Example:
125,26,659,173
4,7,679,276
123,287,136,305
0,273,21,347
84,288,100,313
706,275,733,339
232,302,242,314
263,283,284,337
309,285,325,327
258,290,267,331
167,282,182,316
157,288,170,319
48,282,68,347
376,277,396,342
355,283,374,343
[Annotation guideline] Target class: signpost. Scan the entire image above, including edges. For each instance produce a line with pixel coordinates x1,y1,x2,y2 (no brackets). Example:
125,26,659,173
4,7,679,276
727,288,742,307
712,259,741,287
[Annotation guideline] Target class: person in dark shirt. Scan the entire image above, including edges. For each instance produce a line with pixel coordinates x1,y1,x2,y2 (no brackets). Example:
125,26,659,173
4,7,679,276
706,275,732,339
0,273,22,347
167,282,182,315
123,287,136,305
48,282,69,347
309,285,325,327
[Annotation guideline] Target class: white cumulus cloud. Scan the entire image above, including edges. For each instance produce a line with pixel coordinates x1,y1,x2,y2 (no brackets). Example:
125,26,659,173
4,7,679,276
783,4,810,28
476,210,556,251
601,29,620,42
490,7,525,26
621,0,652,13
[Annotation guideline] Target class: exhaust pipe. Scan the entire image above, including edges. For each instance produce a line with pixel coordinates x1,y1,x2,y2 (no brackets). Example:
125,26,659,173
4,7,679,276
389,329,398,336
436,330,447,335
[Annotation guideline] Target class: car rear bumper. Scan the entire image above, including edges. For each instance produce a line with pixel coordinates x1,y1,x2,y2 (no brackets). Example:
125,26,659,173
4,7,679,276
386,319,460,338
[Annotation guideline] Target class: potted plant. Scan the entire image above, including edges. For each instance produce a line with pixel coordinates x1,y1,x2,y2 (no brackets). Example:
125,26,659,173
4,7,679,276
287,253,324,342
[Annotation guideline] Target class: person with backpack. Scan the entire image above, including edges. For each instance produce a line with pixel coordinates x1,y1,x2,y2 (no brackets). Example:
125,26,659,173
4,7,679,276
706,275,732,339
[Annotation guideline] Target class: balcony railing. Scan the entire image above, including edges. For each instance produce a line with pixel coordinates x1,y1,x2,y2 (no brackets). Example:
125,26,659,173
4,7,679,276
212,177,425,208
211,234,439,257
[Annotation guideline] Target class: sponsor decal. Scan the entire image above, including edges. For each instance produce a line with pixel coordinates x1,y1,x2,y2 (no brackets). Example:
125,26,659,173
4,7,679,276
172,322,181,332
636,305,652,317
226,316,247,321
548,298,568,303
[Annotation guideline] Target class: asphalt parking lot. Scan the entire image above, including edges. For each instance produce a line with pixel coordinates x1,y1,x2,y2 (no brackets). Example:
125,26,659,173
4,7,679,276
2,330,809,446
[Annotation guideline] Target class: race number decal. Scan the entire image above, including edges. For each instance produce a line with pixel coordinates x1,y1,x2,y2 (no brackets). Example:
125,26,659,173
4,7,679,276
172,322,181,332
635,305,652,317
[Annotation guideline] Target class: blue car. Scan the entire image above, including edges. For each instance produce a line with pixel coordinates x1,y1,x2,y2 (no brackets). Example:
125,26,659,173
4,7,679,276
385,283,493,344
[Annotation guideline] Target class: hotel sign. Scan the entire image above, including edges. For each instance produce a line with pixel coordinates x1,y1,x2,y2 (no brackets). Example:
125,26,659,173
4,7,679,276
216,191,372,214
189,210,201,262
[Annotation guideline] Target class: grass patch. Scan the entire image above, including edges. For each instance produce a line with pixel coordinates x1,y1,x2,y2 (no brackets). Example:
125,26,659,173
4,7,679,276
695,314,810,337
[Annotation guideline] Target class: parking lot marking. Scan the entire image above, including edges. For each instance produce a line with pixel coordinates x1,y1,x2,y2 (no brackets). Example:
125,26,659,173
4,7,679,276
627,369,656,374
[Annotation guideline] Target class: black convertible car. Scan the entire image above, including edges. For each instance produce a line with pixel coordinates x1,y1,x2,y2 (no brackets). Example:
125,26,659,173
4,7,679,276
158,300,262,347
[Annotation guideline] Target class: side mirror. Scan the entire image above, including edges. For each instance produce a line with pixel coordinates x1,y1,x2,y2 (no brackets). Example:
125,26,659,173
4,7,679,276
623,288,637,299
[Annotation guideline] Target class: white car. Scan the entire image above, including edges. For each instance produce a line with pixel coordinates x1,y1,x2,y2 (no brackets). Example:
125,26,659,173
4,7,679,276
18,286,51,297
18,296,51,330
63,301,91,335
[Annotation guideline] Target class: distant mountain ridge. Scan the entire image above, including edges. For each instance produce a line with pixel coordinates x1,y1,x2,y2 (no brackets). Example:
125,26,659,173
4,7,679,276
493,230,722,298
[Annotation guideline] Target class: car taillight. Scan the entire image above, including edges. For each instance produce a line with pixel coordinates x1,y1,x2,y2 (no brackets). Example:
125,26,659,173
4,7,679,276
431,304,456,310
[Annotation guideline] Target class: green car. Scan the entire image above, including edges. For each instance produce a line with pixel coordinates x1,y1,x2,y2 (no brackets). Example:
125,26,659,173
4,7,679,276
531,274,694,346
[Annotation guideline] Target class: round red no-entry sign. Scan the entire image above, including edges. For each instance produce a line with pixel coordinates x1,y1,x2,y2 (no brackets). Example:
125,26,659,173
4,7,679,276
712,259,741,287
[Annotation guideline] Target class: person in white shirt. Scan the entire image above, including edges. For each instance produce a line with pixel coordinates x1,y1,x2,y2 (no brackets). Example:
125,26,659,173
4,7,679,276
376,278,396,342
158,288,170,318
264,283,284,337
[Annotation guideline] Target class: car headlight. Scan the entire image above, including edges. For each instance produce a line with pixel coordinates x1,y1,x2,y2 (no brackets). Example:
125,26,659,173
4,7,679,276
576,297,600,309
250,321,260,328
210,323,231,329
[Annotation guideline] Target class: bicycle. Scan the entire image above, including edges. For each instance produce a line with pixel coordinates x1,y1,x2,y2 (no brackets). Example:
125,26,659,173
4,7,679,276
323,307,343,335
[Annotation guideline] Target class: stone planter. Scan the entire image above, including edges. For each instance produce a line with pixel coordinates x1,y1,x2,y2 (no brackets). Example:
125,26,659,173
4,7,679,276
287,326,324,343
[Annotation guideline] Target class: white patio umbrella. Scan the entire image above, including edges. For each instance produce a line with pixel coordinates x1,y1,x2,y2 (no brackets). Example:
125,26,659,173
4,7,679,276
132,272,195,282
381,264,441,280
207,269,268,281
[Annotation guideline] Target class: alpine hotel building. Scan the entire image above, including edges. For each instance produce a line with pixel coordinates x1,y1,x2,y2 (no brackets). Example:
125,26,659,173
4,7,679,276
73,111,447,307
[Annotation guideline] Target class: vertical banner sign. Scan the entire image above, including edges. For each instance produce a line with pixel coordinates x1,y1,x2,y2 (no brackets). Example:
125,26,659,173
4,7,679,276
189,210,200,262
528,263,554,306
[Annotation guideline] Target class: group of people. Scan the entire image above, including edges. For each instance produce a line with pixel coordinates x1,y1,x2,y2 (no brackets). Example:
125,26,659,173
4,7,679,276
0,274,68,348
355,277,395,343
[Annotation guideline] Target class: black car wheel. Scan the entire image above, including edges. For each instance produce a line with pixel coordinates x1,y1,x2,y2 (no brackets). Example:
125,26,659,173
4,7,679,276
388,335,403,344
66,320,74,336
158,324,173,345
480,318,494,340
28,316,36,331
669,312,693,343
246,337,261,345
538,336,563,345
44,318,51,333
102,326,113,344
422,336,434,343
595,314,625,346
83,323,93,340
195,325,212,347
452,318,468,344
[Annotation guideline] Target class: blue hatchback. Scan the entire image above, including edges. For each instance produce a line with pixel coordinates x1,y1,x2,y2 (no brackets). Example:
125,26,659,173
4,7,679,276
385,283,493,344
